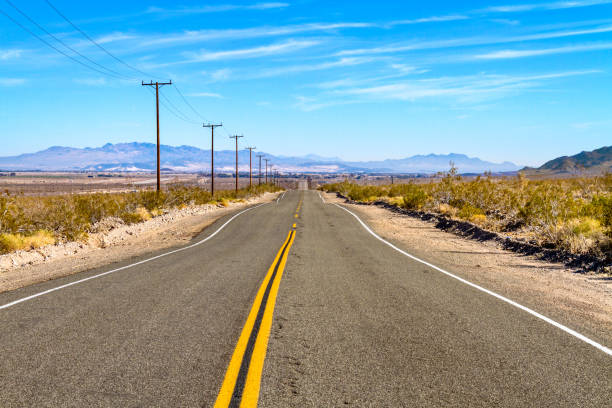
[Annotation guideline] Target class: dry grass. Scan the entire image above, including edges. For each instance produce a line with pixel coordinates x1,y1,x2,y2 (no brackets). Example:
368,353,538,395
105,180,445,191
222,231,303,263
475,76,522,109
321,169,611,261
0,230,56,253
0,183,281,254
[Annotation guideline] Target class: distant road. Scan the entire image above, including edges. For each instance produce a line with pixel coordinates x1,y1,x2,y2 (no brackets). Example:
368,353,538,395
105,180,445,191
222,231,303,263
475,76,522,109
0,190,609,407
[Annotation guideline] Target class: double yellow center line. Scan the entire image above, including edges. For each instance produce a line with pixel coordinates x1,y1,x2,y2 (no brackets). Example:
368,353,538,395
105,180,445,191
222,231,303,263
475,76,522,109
214,203,301,407
294,198,302,218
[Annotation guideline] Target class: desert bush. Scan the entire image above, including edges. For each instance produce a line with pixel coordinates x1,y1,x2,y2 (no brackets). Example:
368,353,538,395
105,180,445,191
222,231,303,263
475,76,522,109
0,230,56,253
457,204,485,220
0,183,281,254
321,170,611,260
402,184,429,209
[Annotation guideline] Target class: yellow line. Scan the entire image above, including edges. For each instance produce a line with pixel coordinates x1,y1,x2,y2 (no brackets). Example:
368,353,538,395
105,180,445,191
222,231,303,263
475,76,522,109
240,230,296,407
294,213,298,218
292,223,296,228
213,231,292,408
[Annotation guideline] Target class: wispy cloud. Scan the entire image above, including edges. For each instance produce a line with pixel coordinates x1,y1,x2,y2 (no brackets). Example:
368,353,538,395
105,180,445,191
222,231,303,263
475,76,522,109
387,15,468,27
0,49,23,60
140,23,372,47
473,42,612,59
95,32,137,44
481,0,612,13
293,95,357,111
185,39,318,63
145,2,289,15
335,71,600,101
255,57,376,78
297,70,601,110
187,92,223,98
207,69,233,82
0,78,26,86
337,24,612,56
149,39,319,68
490,18,521,25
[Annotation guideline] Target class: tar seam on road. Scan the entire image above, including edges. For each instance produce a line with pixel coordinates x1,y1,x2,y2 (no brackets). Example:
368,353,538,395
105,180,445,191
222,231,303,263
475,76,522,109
0,203,268,311
215,229,296,408
333,203,612,356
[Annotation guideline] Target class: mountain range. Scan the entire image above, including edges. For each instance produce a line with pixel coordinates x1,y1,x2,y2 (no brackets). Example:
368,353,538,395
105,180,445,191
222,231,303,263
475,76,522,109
522,145,612,175
0,142,521,174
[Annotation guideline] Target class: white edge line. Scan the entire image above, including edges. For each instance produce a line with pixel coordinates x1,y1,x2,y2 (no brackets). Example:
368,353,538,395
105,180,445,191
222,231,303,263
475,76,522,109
0,203,267,311
333,203,612,356
318,191,325,203
276,191,286,204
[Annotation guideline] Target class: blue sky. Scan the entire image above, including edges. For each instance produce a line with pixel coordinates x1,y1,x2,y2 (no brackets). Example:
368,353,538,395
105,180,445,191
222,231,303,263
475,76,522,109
1,0,611,166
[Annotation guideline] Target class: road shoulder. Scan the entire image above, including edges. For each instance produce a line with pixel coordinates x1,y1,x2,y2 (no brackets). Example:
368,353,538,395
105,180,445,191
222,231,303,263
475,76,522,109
0,192,278,294
323,191,612,347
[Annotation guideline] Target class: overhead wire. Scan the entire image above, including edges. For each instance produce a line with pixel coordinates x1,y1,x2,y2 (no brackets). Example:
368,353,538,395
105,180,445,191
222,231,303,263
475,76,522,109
43,0,155,79
143,86,190,124
0,8,128,79
4,2,229,138
174,84,208,122
157,87,201,124
38,0,215,128
2,0,131,80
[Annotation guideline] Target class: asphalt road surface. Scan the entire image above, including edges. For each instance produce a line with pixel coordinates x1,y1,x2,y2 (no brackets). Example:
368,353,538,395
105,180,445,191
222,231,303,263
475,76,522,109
0,190,610,407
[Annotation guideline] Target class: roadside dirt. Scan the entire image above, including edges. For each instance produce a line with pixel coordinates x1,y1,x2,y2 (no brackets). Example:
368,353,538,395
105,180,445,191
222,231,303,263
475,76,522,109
323,192,612,346
0,192,278,294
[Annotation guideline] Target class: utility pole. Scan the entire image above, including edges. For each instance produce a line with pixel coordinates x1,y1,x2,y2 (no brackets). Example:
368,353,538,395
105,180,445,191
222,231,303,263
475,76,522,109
264,159,270,184
203,123,222,196
141,80,172,192
245,147,256,189
229,134,244,192
257,154,264,185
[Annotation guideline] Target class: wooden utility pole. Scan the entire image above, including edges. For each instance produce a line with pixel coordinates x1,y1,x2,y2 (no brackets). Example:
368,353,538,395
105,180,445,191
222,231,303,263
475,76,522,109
141,80,172,191
245,147,256,189
229,135,244,192
264,159,270,184
203,123,222,196
257,154,264,185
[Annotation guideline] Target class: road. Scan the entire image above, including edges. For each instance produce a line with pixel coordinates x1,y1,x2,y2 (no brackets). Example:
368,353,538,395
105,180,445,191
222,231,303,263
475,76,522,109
0,190,609,407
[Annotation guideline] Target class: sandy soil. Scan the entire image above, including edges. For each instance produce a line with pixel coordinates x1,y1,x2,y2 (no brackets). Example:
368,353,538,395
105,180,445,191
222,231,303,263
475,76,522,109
0,192,278,293
323,192,612,346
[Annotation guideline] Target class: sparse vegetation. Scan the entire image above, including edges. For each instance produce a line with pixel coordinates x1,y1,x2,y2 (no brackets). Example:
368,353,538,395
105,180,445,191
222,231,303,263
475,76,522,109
0,184,281,255
321,168,612,263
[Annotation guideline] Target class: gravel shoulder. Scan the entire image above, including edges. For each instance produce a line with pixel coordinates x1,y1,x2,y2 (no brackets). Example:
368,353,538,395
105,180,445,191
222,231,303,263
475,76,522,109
323,192,612,346
0,192,278,294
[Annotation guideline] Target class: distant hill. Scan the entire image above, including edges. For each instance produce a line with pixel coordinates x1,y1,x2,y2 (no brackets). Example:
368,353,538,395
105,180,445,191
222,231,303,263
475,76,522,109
0,142,520,174
523,146,612,175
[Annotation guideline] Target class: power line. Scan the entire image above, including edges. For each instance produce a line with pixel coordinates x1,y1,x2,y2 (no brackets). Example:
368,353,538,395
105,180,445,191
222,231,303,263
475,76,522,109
2,0,129,80
144,86,199,124
44,0,154,79
0,8,126,79
158,88,200,124
174,84,207,122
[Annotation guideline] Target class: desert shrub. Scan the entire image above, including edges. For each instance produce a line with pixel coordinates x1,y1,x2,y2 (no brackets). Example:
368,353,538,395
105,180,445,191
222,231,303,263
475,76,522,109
320,169,611,260
0,183,282,254
457,204,485,220
121,207,152,224
402,184,428,209
437,203,458,217
0,230,56,254
469,214,488,225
